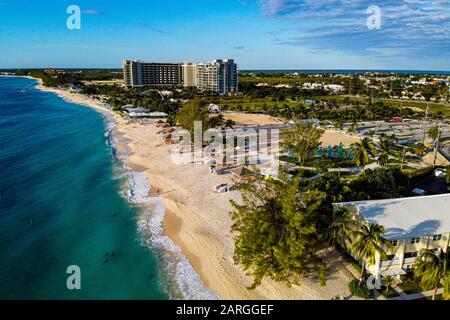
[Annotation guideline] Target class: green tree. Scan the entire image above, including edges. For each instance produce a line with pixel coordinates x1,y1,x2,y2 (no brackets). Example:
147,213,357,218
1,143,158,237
350,138,375,168
376,138,392,167
208,114,225,129
283,123,323,167
175,98,210,139
230,176,327,289
428,126,442,143
428,125,442,167
350,223,391,283
445,166,450,185
382,275,396,293
408,143,425,156
224,119,235,129
334,119,345,130
349,168,408,200
328,208,354,249
415,249,449,300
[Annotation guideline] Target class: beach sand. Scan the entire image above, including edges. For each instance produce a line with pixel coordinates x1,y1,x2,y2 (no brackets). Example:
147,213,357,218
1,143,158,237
110,117,355,300
33,80,355,300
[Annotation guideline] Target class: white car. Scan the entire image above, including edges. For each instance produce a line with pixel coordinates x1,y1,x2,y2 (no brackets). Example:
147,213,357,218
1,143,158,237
213,183,236,193
214,183,228,192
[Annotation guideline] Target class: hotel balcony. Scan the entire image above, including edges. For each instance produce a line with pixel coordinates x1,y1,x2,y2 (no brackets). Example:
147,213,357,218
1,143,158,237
380,259,401,267
403,257,417,264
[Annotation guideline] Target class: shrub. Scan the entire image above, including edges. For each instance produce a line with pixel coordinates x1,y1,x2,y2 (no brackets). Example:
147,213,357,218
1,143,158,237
349,167,408,200
407,166,434,186
348,279,374,299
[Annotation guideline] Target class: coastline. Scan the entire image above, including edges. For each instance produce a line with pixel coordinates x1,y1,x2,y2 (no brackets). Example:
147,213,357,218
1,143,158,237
27,77,216,300
28,76,355,300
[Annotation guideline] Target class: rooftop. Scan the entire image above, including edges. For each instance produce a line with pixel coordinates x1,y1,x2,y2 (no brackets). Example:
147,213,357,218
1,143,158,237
335,194,450,240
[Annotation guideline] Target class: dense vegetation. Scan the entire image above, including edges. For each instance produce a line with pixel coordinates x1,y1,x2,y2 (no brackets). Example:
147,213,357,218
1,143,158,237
348,279,374,299
229,164,439,289
230,176,327,288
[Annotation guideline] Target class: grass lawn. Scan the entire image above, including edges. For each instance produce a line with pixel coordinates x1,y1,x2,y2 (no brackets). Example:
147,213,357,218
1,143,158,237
219,100,300,111
303,157,358,168
318,95,450,116
207,92,450,116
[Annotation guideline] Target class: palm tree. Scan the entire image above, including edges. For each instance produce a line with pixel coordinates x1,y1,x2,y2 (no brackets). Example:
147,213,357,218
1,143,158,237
382,275,396,293
428,126,441,144
415,249,449,300
408,143,425,156
334,119,345,131
350,137,375,168
328,208,354,249
376,138,392,167
351,223,391,283
428,125,442,167
388,133,398,145
282,123,323,167
224,119,235,130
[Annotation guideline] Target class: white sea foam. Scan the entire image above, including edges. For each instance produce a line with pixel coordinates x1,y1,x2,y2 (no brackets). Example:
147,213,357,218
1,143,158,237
35,84,216,299
93,109,217,300
127,170,219,300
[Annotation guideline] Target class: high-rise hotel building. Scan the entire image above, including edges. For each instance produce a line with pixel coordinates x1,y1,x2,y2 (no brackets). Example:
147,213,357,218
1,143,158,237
194,59,238,95
123,60,182,88
123,59,238,95
181,62,197,87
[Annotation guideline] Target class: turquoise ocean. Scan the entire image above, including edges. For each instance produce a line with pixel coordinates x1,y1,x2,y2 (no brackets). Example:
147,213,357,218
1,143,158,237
0,77,183,299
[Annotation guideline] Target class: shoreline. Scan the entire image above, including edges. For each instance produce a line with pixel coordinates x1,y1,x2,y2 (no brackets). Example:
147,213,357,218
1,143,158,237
25,76,355,300
24,76,216,300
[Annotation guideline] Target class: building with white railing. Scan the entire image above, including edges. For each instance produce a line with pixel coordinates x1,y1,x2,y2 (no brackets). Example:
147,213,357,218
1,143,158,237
333,194,450,278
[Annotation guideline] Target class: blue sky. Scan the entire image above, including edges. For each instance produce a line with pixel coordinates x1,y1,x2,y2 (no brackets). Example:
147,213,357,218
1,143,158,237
0,0,449,70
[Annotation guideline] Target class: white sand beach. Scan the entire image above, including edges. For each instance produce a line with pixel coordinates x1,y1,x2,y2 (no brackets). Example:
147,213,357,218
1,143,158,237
110,117,355,300
33,80,356,300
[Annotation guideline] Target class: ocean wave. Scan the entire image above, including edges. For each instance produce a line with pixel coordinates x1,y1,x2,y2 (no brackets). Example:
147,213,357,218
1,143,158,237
127,170,219,300
103,113,217,300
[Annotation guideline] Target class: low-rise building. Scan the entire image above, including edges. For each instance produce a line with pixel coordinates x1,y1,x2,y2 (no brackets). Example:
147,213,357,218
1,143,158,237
333,194,450,278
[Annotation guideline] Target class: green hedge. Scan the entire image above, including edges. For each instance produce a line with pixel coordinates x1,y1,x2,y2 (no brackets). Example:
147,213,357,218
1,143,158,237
348,279,374,299
407,166,434,186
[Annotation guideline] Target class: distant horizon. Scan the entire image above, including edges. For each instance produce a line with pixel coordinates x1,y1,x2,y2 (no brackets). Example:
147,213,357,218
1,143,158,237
2,67,450,75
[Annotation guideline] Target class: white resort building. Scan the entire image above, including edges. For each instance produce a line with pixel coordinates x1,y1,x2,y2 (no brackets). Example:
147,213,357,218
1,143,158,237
334,194,450,278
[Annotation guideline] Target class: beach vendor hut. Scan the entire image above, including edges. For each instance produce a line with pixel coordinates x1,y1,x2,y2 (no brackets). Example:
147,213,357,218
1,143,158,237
230,167,255,183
